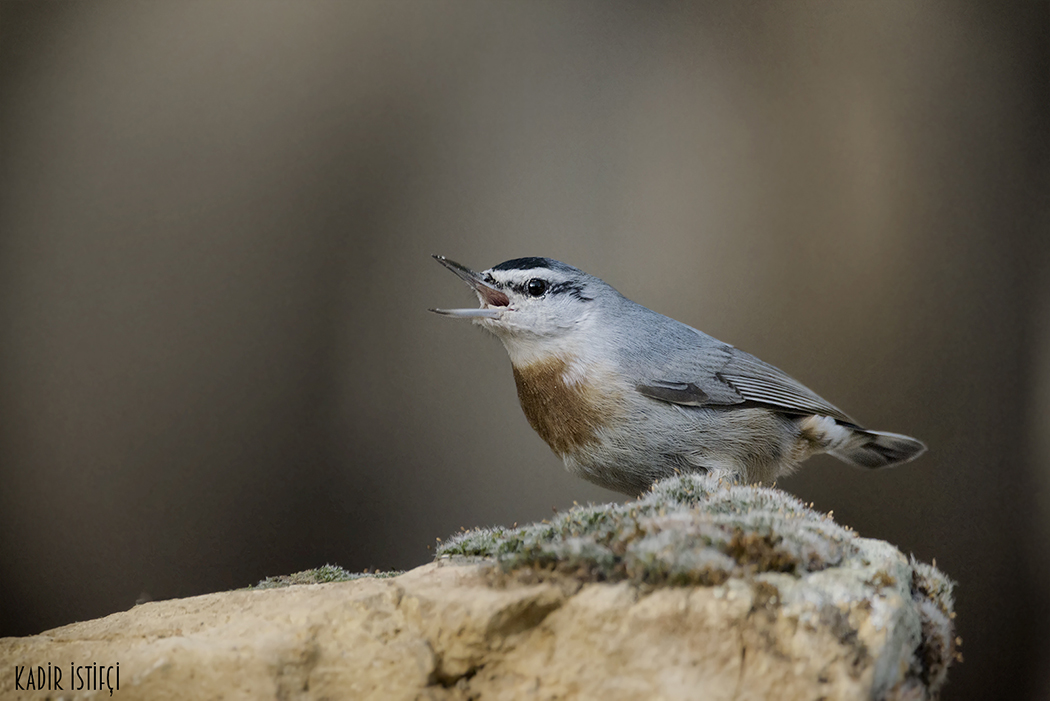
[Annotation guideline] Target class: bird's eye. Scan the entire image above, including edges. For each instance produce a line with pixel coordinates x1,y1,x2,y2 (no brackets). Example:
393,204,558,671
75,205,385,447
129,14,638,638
527,278,548,297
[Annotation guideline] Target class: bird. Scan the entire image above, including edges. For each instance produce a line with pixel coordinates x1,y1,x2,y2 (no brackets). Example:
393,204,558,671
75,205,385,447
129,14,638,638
430,255,925,496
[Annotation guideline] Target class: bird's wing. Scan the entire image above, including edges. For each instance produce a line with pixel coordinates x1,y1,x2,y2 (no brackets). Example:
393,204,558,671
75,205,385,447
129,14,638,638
716,349,856,424
636,342,857,425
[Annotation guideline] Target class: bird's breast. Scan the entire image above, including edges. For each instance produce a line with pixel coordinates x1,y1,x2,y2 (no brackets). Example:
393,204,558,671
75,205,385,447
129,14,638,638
511,355,622,457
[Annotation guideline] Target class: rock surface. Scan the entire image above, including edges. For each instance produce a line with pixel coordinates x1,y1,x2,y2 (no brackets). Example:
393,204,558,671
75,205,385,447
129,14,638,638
0,475,956,700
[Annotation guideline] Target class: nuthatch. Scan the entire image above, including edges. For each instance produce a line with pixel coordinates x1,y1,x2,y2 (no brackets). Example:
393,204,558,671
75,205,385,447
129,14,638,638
431,255,925,496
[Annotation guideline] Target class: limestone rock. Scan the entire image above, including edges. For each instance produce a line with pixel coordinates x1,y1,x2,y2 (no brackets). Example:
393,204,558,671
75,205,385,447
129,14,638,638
0,474,956,700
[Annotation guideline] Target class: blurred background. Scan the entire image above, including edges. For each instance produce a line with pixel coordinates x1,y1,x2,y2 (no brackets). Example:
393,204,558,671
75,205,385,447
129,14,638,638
0,1,1047,698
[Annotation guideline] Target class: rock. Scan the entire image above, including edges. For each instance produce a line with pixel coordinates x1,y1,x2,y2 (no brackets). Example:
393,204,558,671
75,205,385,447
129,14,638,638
0,474,956,700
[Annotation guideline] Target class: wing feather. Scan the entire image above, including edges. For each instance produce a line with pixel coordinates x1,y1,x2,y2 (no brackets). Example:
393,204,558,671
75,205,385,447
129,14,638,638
636,342,856,425
718,349,854,423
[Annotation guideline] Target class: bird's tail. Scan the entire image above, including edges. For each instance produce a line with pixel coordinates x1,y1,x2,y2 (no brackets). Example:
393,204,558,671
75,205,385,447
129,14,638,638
829,428,927,469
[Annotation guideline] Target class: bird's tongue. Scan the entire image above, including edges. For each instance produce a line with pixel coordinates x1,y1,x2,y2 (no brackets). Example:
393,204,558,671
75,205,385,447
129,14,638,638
476,285,509,307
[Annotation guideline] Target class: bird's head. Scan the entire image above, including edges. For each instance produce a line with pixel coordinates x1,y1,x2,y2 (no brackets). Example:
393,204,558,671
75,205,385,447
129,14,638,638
431,256,611,365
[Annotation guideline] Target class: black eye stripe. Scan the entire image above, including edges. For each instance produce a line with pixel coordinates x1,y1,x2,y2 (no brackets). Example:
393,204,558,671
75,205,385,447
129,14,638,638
554,281,594,301
506,281,528,295
549,281,583,297
503,279,593,302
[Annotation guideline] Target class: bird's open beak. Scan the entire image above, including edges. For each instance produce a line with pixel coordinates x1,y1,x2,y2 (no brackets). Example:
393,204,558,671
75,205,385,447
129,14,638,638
430,255,510,319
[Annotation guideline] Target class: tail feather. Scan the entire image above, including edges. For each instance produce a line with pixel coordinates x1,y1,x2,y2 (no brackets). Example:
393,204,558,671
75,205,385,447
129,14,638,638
831,428,927,469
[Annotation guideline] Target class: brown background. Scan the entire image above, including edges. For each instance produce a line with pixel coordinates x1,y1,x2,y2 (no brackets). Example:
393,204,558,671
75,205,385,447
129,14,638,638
1,2,1047,699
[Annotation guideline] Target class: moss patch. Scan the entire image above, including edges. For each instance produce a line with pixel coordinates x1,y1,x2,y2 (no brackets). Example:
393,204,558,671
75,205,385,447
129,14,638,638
250,564,404,590
909,556,959,690
437,472,855,585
